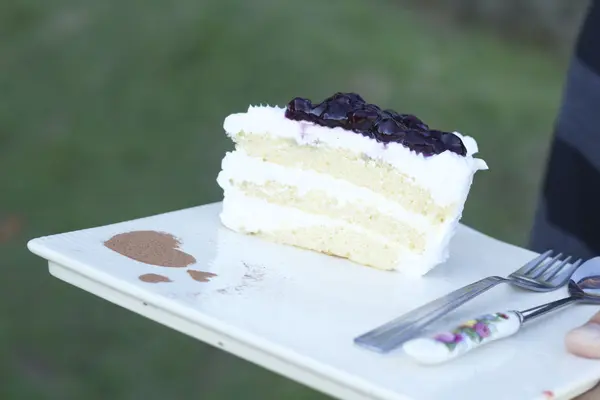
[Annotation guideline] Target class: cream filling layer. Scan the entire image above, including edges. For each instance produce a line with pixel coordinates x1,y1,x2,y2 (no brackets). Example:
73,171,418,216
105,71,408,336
220,185,390,241
223,105,488,205
217,150,435,232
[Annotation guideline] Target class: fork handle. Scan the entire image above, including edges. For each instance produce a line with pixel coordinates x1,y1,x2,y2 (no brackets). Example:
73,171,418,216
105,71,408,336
354,276,506,353
402,311,522,364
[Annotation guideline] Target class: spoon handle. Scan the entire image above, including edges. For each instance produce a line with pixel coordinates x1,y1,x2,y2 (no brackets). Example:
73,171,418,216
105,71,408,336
520,295,579,323
403,296,581,365
402,311,522,364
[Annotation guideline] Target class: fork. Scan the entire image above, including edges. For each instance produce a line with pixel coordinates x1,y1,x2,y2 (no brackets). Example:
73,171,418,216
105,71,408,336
354,250,583,353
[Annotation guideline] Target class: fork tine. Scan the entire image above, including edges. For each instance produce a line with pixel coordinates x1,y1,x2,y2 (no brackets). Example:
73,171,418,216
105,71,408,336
512,249,553,276
529,252,563,279
543,256,572,281
549,258,583,282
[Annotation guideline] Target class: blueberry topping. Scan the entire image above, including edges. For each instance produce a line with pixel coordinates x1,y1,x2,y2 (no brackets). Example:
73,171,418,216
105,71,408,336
327,92,366,106
440,131,467,156
308,101,328,121
285,97,312,120
345,93,366,104
348,109,379,134
363,103,381,113
400,114,429,131
284,93,467,156
374,118,405,143
320,102,349,128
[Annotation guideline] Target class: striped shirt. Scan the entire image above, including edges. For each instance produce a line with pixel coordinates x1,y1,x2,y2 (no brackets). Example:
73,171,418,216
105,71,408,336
530,0,600,259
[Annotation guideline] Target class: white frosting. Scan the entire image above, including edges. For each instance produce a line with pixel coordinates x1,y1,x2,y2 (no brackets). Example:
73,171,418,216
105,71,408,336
223,105,488,206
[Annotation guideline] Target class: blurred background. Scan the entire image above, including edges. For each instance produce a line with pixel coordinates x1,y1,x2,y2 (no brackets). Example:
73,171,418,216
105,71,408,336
0,0,589,398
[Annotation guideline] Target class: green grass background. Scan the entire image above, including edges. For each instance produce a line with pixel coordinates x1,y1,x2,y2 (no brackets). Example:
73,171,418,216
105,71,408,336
1,0,571,398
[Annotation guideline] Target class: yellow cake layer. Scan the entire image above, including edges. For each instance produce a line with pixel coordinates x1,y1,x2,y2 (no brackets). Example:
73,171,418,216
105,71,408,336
233,133,454,223
232,179,428,253
256,223,401,270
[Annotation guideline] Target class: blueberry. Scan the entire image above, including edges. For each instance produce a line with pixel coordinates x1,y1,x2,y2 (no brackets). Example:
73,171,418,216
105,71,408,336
431,140,447,155
363,103,381,113
412,143,436,157
404,129,428,146
373,118,406,143
441,132,467,156
346,93,366,104
348,109,379,133
308,101,328,121
285,97,313,120
383,109,399,118
428,129,443,140
403,131,437,155
324,93,348,105
400,114,429,131
321,102,350,128
287,97,312,113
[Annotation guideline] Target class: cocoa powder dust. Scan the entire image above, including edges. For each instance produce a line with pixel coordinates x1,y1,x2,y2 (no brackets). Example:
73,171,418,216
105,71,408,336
104,231,196,268
187,270,217,282
139,273,172,283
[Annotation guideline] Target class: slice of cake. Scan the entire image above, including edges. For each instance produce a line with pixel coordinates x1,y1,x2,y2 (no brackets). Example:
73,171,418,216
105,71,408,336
216,93,487,276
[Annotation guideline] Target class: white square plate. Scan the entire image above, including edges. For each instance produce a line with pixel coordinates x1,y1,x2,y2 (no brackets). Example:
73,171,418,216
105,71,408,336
27,202,600,400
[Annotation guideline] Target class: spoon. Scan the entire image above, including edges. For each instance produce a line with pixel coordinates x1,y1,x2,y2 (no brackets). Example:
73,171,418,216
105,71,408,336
402,256,600,365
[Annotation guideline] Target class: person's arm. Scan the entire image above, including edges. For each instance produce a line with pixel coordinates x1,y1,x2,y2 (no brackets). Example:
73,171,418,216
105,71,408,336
530,0,600,260
532,2,600,398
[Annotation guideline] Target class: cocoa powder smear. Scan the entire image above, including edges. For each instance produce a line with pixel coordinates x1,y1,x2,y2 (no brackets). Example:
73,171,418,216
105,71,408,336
187,270,217,282
104,230,196,268
139,273,172,283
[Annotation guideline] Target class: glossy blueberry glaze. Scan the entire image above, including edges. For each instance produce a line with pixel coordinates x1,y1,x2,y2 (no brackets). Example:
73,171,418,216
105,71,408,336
284,93,466,156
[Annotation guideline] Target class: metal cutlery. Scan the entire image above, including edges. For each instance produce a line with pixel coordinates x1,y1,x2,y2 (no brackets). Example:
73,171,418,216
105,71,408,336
402,256,600,364
354,250,583,353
